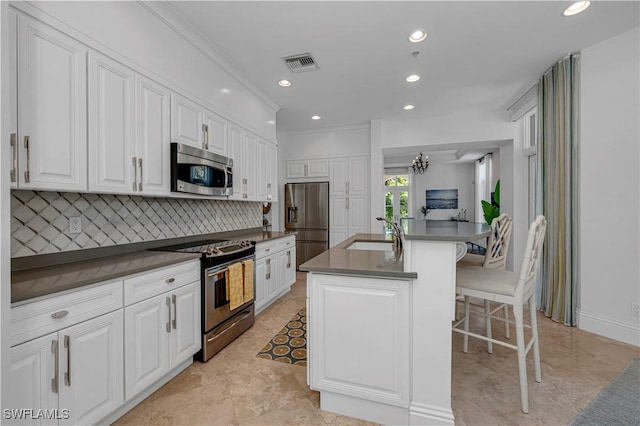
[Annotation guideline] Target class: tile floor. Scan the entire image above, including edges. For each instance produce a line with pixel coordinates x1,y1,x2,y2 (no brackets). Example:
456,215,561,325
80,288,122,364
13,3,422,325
114,272,639,425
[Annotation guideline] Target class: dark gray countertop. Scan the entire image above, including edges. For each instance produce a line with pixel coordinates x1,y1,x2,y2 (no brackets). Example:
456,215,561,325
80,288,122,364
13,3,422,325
404,220,491,242
299,233,417,279
11,228,296,304
299,222,491,279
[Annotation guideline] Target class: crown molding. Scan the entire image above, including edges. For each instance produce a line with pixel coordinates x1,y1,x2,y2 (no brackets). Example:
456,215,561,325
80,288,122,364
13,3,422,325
278,122,371,138
139,1,281,112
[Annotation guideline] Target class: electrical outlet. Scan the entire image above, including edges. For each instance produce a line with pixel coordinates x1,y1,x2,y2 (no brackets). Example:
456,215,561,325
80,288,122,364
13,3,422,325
69,217,82,234
632,303,640,317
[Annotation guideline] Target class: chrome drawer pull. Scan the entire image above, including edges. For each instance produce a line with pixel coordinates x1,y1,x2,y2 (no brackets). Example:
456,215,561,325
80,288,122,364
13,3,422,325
51,340,59,393
10,133,17,182
166,277,176,284
166,297,171,332
172,294,177,330
63,335,70,386
51,310,69,319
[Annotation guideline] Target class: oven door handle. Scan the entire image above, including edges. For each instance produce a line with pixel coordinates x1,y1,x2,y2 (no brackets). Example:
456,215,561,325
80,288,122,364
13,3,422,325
206,311,252,343
207,268,229,277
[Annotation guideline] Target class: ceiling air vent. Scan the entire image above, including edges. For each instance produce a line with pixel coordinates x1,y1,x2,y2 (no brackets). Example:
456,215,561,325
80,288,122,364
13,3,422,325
282,52,319,73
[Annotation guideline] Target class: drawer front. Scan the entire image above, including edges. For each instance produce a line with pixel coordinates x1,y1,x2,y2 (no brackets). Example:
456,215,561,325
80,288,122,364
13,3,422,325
277,236,296,252
11,280,123,347
124,259,200,306
255,241,277,259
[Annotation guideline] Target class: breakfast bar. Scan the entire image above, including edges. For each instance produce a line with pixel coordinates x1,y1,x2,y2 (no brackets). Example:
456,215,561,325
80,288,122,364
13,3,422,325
300,221,491,425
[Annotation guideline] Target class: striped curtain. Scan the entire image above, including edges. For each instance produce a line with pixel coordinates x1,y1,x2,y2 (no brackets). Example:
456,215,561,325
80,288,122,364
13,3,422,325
537,54,580,326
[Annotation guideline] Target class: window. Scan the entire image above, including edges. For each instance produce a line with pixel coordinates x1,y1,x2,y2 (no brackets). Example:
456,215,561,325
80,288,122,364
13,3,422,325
383,172,410,232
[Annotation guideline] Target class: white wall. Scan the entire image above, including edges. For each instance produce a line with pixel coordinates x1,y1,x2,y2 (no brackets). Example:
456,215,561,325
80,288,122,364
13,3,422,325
412,163,475,222
16,1,277,140
578,27,640,346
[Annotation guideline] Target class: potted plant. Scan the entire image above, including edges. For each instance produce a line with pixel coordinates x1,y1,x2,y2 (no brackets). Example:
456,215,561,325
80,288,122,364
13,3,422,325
481,180,500,224
420,206,431,220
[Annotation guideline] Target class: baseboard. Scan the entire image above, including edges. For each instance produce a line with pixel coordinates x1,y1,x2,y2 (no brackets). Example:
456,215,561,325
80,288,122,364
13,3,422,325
577,309,640,346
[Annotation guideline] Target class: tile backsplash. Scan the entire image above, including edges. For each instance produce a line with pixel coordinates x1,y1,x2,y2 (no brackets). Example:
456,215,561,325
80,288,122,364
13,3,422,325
11,191,262,258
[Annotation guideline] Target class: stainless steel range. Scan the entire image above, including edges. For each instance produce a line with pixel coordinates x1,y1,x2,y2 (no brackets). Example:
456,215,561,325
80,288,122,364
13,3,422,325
153,239,255,362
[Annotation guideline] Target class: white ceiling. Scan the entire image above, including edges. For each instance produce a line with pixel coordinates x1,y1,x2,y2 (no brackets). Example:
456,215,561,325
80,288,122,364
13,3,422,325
167,1,638,163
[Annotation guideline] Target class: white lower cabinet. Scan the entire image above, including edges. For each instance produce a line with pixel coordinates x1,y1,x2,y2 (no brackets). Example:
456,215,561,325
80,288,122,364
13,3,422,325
7,310,124,426
124,277,200,401
255,236,296,314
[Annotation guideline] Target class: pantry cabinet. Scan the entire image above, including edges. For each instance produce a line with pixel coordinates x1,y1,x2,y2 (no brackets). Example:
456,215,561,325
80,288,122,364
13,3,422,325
257,138,278,202
329,156,370,246
11,14,88,192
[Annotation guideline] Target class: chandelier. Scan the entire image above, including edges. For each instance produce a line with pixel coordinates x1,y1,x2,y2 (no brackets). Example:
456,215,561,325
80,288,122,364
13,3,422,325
412,152,429,174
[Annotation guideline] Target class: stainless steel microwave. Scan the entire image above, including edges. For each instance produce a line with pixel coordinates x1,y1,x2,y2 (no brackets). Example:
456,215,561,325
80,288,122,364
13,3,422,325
170,143,233,196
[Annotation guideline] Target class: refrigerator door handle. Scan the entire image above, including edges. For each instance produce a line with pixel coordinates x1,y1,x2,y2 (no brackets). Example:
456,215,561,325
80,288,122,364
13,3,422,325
288,207,298,223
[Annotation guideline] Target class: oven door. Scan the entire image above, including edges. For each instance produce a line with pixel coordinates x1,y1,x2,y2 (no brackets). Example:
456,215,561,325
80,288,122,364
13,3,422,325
204,257,254,332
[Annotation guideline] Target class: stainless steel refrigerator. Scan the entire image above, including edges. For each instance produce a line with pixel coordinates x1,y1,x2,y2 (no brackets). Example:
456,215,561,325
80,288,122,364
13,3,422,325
284,182,329,269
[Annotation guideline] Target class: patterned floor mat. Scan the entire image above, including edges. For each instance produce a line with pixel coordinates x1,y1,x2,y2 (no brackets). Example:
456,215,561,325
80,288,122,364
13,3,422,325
256,307,307,366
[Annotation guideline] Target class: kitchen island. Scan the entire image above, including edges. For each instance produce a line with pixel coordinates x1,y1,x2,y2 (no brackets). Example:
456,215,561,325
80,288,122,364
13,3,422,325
300,221,491,425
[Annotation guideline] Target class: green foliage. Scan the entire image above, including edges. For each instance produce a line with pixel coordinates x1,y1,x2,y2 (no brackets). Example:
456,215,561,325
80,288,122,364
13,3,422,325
481,180,500,225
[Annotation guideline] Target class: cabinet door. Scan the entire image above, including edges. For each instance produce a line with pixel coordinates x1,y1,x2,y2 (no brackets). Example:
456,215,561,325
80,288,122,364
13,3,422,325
228,124,244,200
204,110,228,156
9,11,18,189
136,75,171,196
307,159,329,178
329,159,348,196
124,293,170,400
256,139,268,201
6,334,58,426
18,16,87,191
278,249,296,291
58,310,124,426
88,51,135,194
243,132,257,200
286,160,308,179
329,196,348,247
348,156,369,195
169,282,200,368
348,195,370,236
266,142,278,202
255,257,267,309
170,94,204,149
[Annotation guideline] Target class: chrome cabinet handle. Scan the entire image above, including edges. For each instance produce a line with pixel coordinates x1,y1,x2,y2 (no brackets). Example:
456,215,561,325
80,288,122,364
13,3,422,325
23,136,30,183
346,197,349,209
51,310,69,319
166,297,171,332
132,157,137,191
138,158,143,191
63,335,70,386
51,340,59,393
166,277,175,284
304,164,308,176
266,258,271,280
345,181,348,194
287,250,291,268
202,123,208,150
10,133,17,182
171,294,177,330
347,181,350,194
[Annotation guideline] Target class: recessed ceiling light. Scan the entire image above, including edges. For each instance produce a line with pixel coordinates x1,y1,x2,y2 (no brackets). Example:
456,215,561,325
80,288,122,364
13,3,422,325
278,79,292,87
221,88,230,94
409,30,427,43
403,105,415,110
312,115,321,120
267,120,275,125
562,1,591,16
406,74,421,83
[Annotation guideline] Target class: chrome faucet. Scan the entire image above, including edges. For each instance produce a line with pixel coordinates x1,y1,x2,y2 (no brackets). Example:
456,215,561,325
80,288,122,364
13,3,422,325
376,217,403,259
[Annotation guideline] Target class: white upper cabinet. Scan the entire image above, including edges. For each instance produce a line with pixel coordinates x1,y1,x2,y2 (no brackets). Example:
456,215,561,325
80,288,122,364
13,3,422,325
204,110,228,156
330,156,368,196
88,51,136,194
257,138,278,202
170,93,204,149
16,15,88,191
286,159,329,179
171,93,229,157
229,124,245,200
89,53,171,196
135,75,171,196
